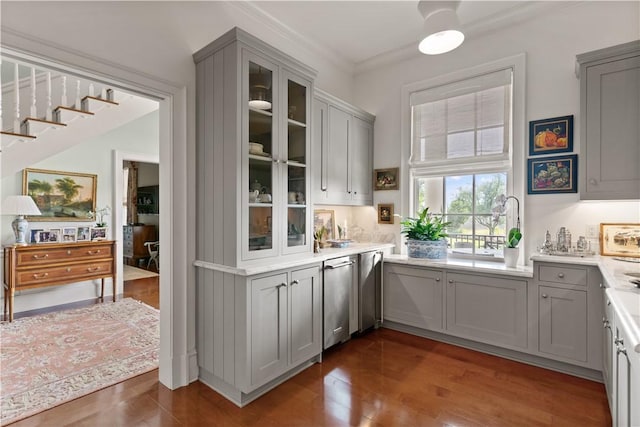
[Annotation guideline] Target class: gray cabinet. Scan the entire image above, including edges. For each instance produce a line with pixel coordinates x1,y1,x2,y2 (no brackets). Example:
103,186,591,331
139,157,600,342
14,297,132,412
445,272,528,349
312,90,374,206
538,286,587,361
383,264,444,331
613,316,640,427
533,262,602,369
194,27,315,267
577,41,640,200
250,265,322,388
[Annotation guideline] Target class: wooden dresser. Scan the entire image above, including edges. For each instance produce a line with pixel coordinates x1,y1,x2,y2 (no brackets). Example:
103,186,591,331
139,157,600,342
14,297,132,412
123,225,156,267
3,240,116,322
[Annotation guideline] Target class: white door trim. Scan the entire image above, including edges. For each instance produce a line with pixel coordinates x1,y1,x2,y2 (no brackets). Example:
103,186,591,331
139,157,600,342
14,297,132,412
1,28,195,390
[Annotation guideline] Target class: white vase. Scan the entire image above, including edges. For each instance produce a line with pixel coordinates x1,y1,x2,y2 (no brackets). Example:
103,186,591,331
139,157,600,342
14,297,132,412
504,247,519,268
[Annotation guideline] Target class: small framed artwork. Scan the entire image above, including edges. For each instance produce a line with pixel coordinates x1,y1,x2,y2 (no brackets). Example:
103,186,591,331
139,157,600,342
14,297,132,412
30,229,43,243
76,226,91,242
378,203,394,224
48,228,61,243
600,223,640,257
374,168,399,191
529,115,573,156
90,227,107,241
62,227,77,242
37,230,60,243
527,154,578,194
313,209,335,241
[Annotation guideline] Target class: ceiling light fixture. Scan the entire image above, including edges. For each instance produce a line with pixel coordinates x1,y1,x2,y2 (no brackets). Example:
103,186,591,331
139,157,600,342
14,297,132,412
249,66,272,110
417,0,465,55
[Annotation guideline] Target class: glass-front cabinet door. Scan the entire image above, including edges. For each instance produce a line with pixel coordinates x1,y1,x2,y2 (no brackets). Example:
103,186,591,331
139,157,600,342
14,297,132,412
245,55,278,259
282,71,311,254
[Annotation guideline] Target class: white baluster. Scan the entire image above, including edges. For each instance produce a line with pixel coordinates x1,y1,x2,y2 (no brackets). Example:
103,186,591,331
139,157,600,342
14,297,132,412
89,83,94,97
75,79,81,109
45,72,52,121
61,75,68,106
101,87,107,99
30,67,37,118
13,63,20,133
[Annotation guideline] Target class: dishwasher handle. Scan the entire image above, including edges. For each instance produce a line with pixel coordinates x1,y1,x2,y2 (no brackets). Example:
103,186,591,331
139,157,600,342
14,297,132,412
324,260,355,270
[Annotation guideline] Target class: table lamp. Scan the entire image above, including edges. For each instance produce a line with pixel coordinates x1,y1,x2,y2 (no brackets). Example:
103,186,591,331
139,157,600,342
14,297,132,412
2,195,42,245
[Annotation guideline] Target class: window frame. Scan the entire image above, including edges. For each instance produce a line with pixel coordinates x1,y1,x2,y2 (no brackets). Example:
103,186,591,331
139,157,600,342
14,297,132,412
400,54,526,260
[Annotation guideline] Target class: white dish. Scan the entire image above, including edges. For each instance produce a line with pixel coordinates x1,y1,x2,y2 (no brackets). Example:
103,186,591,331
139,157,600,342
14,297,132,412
250,151,270,157
249,142,263,153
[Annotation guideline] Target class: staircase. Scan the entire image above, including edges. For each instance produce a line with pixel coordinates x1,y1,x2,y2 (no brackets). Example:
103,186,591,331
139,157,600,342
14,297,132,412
1,58,158,177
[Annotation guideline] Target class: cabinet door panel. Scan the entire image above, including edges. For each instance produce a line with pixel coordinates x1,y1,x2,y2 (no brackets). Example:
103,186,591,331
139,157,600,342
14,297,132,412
582,54,640,199
539,286,587,361
251,273,288,386
325,106,350,204
603,292,615,409
446,273,527,349
289,266,322,365
384,265,443,331
349,116,373,204
312,99,329,203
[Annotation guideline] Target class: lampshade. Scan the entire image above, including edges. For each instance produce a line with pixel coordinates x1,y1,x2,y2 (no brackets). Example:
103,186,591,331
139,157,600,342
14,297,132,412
1,195,42,216
417,0,465,55
2,195,41,245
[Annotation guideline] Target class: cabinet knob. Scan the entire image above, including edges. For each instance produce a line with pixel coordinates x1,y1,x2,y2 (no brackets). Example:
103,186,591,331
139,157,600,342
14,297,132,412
557,273,565,278
599,283,603,289
67,250,72,255
448,279,454,284
354,191,357,195
273,158,280,164
541,293,549,298
291,280,299,286
589,178,598,185
435,278,440,282
33,272,49,279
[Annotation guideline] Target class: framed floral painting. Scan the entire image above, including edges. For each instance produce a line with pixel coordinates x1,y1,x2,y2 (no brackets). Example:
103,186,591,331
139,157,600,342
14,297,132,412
529,115,573,156
527,154,578,194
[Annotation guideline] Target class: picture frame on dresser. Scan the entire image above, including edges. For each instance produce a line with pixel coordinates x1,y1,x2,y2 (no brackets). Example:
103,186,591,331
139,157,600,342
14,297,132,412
62,227,77,242
30,229,42,243
23,168,97,222
90,227,107,241
76,226,90,241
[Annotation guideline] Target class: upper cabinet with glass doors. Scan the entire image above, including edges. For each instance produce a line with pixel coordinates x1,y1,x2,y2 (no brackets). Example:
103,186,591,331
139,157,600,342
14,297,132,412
194,27,315,267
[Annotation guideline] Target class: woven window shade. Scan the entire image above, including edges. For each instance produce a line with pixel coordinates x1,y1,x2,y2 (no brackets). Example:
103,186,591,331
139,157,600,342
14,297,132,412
410,68,513,173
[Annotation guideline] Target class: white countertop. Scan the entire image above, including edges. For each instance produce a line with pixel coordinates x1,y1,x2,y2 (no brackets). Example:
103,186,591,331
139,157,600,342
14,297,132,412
531,254,640,353
193,243,395,276
384,254,533,278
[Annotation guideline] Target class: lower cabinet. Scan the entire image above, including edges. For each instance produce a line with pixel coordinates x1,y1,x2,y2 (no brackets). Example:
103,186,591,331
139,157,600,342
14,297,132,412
384,264,444,331
602,290,615,411
196,263,322,406
250,265,322,387
608,296,640,427
538,286,587,361
445,272,528,349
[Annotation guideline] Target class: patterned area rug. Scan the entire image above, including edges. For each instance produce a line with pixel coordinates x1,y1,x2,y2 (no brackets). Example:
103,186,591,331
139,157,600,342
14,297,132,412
0,298,159,425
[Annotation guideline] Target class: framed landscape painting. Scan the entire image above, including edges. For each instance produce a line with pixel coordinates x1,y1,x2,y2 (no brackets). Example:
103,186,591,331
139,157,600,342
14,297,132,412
600,223,640,257
23,168,97,221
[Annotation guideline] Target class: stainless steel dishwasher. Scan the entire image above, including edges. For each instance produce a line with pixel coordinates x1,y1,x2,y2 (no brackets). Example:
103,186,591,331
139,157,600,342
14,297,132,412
323,255,357,349
358,250,383,332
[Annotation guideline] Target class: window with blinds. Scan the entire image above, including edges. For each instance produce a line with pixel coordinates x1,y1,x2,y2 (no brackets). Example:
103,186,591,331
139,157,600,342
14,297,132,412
408,67,515,260
410,69,512,173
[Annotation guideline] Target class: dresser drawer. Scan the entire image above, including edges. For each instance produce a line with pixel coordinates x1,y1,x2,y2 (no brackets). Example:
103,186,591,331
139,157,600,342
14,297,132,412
17,244,113,266
538,265,587,286
16,261,113,287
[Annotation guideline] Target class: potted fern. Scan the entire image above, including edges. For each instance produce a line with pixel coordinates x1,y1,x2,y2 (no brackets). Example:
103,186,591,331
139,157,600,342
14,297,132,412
400,207,450,259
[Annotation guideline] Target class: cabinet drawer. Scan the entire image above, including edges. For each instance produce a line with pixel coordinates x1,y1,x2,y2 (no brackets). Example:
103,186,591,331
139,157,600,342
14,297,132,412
16,261,113,286
17,244,113,266
538,265,587,286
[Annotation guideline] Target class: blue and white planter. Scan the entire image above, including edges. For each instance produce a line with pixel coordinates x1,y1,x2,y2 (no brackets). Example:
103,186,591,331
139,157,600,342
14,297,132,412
406,239,448,260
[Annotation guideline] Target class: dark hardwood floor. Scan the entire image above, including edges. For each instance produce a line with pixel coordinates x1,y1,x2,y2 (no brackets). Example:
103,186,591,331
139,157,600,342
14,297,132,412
8,277,611,426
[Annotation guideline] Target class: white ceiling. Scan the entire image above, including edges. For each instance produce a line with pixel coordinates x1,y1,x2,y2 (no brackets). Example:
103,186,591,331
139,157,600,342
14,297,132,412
241,1,566,68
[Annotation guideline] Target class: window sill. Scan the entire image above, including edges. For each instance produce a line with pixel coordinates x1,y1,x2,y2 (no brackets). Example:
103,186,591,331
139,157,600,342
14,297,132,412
384,254,533,278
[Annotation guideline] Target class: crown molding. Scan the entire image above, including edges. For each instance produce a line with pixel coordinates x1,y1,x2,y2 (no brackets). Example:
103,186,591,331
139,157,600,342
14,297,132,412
224,0,356,76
